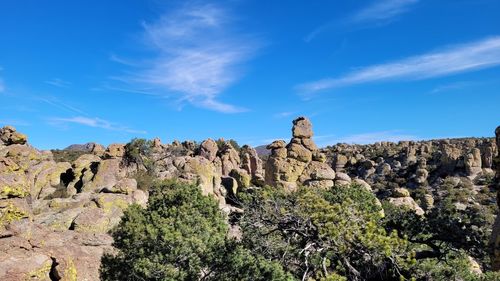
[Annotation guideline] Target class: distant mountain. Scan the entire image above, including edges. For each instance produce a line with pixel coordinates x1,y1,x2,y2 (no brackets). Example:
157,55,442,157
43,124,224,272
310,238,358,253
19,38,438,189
254,145,270,157
64,142,98,152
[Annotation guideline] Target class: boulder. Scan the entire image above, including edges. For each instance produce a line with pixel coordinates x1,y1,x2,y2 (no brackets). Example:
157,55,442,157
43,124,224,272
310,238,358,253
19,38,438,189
299,161,336,182
388,197,424,216
0,126,27,146
229,169,251,189
199,139,218,162
292,116,313,138
392,187,410,198
105,143,125,158
287,143,312,163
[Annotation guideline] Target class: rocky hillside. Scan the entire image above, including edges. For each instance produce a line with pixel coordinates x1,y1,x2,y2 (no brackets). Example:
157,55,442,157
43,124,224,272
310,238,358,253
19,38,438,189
0,118,499,280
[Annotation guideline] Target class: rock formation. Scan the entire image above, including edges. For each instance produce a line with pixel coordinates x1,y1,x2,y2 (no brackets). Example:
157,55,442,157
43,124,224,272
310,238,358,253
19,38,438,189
1,120,498,277
490,126,500,270
265,117,336,190
0,126,148,280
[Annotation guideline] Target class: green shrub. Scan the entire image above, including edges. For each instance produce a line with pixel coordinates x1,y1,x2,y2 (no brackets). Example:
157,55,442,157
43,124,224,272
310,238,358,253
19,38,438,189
100,180,291,281
238,184,411,280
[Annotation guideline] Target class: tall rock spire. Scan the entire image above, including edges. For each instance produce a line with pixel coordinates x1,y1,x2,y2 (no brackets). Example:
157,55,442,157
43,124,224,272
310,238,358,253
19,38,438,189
265,117,336,191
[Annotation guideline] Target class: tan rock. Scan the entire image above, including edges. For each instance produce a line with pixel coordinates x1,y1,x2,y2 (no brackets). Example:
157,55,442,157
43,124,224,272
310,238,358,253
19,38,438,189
105,143,125,158
292,116,313,138
388,196,424,216
0,126,27,145
302,138,318,151
266,140,286,150
353,178,371,191
229,169,251,189
392,187,410,198
199,139,218,162
287,143,312,163
304,179,334,189
299,161,336,182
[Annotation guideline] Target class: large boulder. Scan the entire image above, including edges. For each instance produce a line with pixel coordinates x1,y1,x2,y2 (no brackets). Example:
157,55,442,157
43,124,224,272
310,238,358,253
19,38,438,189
0,126,27,146
292,116,313,138
105,143,125,158
199,139,218,162
388,197,424,216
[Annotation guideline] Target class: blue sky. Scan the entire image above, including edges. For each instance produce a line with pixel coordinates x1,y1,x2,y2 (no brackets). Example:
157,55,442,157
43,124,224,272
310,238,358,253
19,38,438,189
1,0,500,149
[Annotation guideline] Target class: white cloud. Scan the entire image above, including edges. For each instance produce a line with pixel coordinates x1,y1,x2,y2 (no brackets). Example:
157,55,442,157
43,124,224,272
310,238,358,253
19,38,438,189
45,78,71,88
122,3,258,113
350,0,418,24
37,96,86,115
49,116,146,134
298,36,500,94
305,0,418,42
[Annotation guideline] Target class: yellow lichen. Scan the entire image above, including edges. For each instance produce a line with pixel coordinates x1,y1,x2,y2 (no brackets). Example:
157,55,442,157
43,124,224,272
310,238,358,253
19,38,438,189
95,196,129,214
0,201,29,229
24,259,52,280
64,258,78,281
0,184,30,199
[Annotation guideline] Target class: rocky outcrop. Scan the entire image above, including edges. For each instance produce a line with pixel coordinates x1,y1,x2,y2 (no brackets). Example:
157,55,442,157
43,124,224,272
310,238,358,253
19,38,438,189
199,139,218,162
240,145,264,185
0,127,146,280
265,117,336,191
490,126,500,270
0,126,27,146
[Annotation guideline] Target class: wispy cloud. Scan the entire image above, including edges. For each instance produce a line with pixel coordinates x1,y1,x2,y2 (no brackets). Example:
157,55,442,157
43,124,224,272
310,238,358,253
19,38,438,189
305,0,418,42
350,0,418,25
117,3,258,113
430,81,473,94
314,131,418,147
36,96,86,115
273,111,297,119
49,116,146,134
298,36,500,94
45,78,71,88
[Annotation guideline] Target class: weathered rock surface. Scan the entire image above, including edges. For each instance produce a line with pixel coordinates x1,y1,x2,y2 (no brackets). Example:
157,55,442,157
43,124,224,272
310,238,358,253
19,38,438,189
0,127,145,280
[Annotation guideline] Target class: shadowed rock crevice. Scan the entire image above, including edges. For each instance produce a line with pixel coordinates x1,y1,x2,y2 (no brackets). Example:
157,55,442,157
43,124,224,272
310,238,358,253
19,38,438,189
49,257,61,281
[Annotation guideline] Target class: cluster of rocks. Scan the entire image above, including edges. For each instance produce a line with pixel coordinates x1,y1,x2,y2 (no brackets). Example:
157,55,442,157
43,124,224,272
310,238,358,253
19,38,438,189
265,117,342,191
321,133,498,215
2,118,499,277
0,126,148,280
0,123,272,279
145,138,264,211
